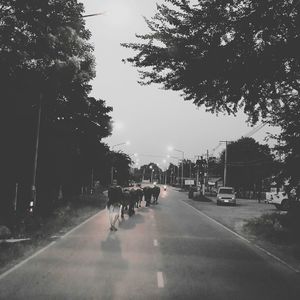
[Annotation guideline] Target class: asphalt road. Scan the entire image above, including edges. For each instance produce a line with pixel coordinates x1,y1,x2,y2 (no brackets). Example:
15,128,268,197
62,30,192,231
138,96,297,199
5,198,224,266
0,187,300,299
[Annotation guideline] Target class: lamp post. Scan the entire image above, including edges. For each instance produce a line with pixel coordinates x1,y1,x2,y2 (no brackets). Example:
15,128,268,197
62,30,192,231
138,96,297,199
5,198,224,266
168,147,184,187
220,141,232,186
30,12,105,214
169,155,180,185
149,165,154,183
111,141,130,184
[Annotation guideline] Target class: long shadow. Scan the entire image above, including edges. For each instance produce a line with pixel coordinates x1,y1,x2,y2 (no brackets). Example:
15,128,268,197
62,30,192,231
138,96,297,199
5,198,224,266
118,213,145,230
148,204,162,211
96,232,129,299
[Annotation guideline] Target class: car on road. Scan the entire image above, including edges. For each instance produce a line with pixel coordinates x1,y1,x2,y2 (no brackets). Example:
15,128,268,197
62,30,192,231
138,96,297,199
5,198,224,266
217,187,236,206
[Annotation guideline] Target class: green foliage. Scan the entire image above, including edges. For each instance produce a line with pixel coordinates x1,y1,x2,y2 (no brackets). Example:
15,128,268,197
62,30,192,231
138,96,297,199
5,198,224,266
122,0,300,186
140,163,163,182
111,152,133,186
270,94,300,187
219,137,275,189
243,213,289,243
1,1,113,220
122,0,300,123
243,212,300,245
1,0,94,110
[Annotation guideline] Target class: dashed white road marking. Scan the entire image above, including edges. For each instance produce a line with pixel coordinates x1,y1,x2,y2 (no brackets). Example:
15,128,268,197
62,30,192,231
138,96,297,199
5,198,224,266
181,201,300,273
153,239,158,246
157,271,164,288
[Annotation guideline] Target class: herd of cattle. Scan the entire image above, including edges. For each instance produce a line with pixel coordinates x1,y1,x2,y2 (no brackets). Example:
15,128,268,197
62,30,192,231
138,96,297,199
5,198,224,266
108,185,161,218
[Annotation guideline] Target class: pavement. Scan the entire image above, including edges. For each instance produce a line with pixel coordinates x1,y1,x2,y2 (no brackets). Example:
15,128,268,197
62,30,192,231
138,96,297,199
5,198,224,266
0,187,300,299
184,194,300,272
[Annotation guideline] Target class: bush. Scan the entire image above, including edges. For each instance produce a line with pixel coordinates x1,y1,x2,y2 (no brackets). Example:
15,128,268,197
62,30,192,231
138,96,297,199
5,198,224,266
0,226,11,239
243,213,292,244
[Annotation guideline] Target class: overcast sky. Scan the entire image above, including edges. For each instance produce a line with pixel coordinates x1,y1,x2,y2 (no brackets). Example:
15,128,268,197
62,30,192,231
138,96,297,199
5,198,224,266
80,0,279,168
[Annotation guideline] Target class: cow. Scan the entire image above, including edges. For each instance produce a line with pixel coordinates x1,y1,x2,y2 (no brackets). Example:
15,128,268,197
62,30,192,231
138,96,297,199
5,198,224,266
143,186,153,207
128,188,138,216
121,188,131,218
121,188,138,218
152,185,160,204
135,187,144,208
107,183,123,230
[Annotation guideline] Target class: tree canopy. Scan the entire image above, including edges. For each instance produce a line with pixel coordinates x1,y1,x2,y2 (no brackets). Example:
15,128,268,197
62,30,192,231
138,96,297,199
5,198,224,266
122,0,300,123
219,137,275,190
270,93,300,186
111,151,133,186
1,0,113,220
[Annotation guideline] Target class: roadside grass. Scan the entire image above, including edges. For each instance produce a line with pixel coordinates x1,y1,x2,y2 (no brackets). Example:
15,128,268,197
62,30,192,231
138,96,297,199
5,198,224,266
0,192,107,274
243,212,300,259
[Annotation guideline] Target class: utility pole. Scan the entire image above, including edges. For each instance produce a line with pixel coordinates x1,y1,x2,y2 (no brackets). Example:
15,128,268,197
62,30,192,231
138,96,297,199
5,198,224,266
220,141,232,186
30,12,105,214
194,155,201,188
30,94,42,214
203,150,209,195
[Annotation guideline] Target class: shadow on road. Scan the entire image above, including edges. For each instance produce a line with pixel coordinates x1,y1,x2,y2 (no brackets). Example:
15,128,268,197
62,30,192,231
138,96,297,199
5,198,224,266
118,213,145,230
96,232,129,299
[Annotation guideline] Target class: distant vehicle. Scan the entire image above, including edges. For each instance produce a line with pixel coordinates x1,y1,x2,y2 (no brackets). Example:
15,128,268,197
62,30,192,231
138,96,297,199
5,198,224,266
266,191,289,211
188,186,201,199
217,187,236,206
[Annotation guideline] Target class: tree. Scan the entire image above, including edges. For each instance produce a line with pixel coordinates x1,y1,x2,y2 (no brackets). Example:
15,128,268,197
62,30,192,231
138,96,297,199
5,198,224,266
167,163,178,184
139,163,163,182
270,93,300,187
1,1,113,221
122,0,300,187
218,137,275,192
122,0,300,123
111,152,133,186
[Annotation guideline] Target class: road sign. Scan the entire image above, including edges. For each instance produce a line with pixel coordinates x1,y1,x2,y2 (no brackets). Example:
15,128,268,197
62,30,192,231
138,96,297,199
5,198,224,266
185,179,194,185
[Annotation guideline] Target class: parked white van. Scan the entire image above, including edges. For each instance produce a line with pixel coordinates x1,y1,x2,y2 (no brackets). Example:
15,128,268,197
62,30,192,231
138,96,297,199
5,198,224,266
266,191,289,210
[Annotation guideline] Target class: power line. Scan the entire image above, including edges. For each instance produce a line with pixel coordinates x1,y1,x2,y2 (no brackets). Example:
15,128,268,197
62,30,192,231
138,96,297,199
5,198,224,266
243,123,266,138
210,123,266,154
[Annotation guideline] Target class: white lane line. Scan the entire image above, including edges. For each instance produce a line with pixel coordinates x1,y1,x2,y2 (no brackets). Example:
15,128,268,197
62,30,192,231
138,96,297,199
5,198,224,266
181,201,300,273
62,210,104,238
154,239,158,246
157,271,164,288
0,210,105,281
0,241,56,281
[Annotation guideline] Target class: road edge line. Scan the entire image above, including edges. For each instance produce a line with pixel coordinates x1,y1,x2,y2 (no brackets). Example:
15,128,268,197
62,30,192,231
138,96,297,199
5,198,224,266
181,200,300,273
0,210,105,281
62,210,104,239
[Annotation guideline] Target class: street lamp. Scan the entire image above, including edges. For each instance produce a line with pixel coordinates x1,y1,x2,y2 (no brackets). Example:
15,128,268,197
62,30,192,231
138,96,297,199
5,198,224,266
168,146,185,187
151,169,154,183
30,12,106,214
168,155,180,185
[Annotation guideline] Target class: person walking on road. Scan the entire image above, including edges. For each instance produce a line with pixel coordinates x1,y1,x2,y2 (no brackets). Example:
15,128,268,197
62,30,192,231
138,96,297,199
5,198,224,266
107,180,123,231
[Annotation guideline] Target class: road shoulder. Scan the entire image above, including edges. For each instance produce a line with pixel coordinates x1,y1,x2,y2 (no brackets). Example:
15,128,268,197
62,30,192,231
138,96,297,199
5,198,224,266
182,195,300,273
